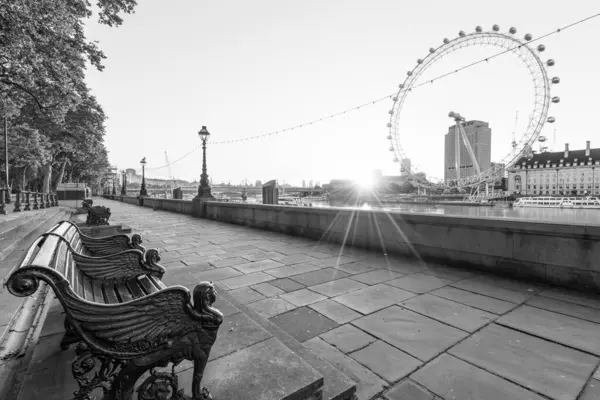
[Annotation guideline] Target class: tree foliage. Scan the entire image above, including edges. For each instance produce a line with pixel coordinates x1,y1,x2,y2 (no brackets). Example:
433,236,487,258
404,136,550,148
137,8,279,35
0,0,138,192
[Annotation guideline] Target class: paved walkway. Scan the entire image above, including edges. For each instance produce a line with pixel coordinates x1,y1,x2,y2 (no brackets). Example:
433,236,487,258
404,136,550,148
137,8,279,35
73,200,600,399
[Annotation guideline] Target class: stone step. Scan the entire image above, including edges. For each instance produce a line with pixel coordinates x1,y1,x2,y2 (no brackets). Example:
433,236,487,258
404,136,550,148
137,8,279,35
216,288,358,400
0,208,66,263
0,210,49,239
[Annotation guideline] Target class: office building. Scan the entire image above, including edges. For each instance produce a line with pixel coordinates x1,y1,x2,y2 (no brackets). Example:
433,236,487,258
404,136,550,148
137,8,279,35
444,120,491,181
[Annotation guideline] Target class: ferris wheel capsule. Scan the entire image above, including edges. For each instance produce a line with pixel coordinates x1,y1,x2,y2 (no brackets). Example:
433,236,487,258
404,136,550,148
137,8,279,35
475,26,482,33
547,117,556,123
417,59,423,64
392,97,397,101
509,27,517,34
389,147,394,151
393,157,399,162
399,84,404,89
459,31,466,37
552,77,560,84
407,71,413,76
537,44,546,52
429,47,436,53
538,136,547,142
389,110,394,115
443,38,450,44
552,96,560,103
492,24,500,31
387,135,392,139
387,123,392,128
524,33,533,41
547,59,555,67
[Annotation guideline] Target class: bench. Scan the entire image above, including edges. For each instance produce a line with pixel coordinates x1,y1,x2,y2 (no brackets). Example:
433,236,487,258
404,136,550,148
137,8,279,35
5,223,223,400
86,205,111,226
46,220,148,257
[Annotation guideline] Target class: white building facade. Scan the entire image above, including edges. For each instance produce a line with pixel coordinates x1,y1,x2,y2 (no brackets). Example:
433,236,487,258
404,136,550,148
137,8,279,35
507,141,600,196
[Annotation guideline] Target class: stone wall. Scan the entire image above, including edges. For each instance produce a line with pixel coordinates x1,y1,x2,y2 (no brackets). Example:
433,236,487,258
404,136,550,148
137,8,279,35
105,196,600,292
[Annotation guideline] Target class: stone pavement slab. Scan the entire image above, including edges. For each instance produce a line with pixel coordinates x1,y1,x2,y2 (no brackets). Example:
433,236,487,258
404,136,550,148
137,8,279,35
451,278,533,303
430,286,517,315
246,297,297,318
384,379,437,400
353,306,468,362
309,278,368,297
449,323,598,400
350,340,421,383
411,354,546,400
349,269,404,285
269,277,306,292
333,284,416,315
265,262,322,278
496,305,600,356
525,295,600,323
269,306,339,343
580,380,600,400
538,287,600,310
290,268,351,286
308,299,362,325
280,288,328,307
319,324,376,354
387,274,453,294
251,282,286,297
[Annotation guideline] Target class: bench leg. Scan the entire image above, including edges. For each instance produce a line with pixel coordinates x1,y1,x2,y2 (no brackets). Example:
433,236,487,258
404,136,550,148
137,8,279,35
72,342,126,400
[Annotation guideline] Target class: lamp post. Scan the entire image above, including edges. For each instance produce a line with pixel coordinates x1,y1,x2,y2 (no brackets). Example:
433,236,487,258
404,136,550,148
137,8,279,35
4,116,9,203
121,170,127,195
112,170,117,196
195,126,214,199
140,158,148,197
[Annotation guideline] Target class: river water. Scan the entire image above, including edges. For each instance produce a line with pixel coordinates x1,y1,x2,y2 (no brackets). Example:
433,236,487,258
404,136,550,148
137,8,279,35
314,201,600,226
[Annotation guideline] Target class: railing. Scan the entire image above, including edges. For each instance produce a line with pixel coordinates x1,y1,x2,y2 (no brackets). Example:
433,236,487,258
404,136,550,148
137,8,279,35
0,188,59,215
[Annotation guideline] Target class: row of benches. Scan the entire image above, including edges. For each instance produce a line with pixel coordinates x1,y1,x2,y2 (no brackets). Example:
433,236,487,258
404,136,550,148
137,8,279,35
5,220,223,400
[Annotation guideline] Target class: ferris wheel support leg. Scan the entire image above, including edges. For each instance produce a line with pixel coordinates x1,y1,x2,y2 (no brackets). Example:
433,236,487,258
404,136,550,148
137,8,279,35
458,122,481,176
455,122,461,181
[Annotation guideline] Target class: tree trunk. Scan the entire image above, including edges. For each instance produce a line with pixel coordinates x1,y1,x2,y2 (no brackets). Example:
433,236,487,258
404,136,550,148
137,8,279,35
41,161,52,193
21,165,27,189
51,159,67,192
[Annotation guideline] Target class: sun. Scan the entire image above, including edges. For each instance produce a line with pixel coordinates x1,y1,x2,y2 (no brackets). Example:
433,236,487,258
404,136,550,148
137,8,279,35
354,172,375,190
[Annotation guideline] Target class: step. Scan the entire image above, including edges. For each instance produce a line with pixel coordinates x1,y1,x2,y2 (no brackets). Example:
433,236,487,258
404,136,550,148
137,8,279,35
0,210,48,240
0,208,65,262
216,287,358,400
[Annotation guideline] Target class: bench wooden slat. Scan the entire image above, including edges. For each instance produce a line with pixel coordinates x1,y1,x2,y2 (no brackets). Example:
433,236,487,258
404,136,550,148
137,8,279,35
148,275,167,291
68,252,78,294
115,283,134,303
91,280,106,303
76,270,85,298
138,275,159,295
102,282,120,304
82,276,94,301
126,280,146,299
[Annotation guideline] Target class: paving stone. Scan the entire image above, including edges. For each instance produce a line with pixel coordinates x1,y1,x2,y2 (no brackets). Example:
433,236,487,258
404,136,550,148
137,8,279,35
304,251,335,259
290,268,351,286
411,353,546,400
538,288,600,310
310,256,359,268
333,262,375,275
470,275,545,294
219,272,274,290
246,297,297,318
580,380,600,400
212,296,241,317
233,259,285,274
161,268,197,286
304,336,386,400
496,305,600,356
250,282,285,297
269,278,306,292
308,278,368,297
384,379,435,400
353,306,468,362
419,264,475,280
208,312,272,361
269,306,338,342
227,287,266,304
280,288,328,307
400,293,496,332
319,324,376,353
178,261,215,271
308,299,362,324
526,295,600,324
334,284,416,315
209,257,248,268
272,253,318,265
350,269,404,285
351,340,422,383
387,274,453,294
240,250,282,261
449,323,598,400
595,366,600,380
430,286,517,315
264,263,321,278
190,266,242,282
451,279,531,303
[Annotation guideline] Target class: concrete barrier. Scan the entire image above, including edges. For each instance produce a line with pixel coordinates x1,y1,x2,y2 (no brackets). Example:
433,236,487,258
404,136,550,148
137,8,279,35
105,196,600,292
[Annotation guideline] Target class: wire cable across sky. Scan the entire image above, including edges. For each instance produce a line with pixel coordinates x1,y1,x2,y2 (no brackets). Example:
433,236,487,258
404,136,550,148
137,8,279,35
145,11,600,171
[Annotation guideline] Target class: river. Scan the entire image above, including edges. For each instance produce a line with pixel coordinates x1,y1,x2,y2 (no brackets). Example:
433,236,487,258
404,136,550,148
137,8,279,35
312,201,600,226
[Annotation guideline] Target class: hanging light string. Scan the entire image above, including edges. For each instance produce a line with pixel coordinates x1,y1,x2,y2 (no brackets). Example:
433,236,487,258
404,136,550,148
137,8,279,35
144,12,600,171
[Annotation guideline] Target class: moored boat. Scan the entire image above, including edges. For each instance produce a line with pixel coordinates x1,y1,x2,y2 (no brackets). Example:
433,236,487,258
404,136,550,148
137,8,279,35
513,196,600,209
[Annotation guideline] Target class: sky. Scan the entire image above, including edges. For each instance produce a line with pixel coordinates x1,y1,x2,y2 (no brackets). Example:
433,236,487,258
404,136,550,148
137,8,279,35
84,0,600,186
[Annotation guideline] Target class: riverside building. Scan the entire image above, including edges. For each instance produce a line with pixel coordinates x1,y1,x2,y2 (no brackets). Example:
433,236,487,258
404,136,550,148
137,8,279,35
507,141,600,196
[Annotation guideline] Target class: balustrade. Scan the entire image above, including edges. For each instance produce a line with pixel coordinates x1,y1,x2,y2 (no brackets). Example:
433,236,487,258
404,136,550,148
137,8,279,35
24,191,31,211
45,193,51,209
32,192,39,210
0,188,5,215
13,189,22,212
39,192,45,209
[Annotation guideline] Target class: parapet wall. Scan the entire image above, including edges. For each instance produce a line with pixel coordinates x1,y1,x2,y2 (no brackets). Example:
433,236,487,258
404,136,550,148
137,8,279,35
106,196,600,292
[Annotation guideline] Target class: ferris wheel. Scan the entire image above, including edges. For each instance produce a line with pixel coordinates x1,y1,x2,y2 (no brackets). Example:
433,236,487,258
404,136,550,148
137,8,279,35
387,25,560,189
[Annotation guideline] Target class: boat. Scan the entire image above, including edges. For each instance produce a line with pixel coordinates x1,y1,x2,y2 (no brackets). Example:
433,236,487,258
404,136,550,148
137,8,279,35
513,196,600,209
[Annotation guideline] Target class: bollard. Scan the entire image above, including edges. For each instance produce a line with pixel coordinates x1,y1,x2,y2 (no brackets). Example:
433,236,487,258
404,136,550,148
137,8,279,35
0,188,6,215
24,191,31,211
32,192,39,210
39,192,45,209
13,189,22,212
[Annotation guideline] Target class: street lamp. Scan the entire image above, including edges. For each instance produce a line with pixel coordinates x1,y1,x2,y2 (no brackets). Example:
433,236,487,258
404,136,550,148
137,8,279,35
121,170,127,195
196,126,214,199
112,170,117,195
140,157,148,197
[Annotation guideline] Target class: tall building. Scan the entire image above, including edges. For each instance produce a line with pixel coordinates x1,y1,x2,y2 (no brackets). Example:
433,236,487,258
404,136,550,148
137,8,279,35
309,180,314,188
444,120,491,181
302,180,306,188
507,141,600,195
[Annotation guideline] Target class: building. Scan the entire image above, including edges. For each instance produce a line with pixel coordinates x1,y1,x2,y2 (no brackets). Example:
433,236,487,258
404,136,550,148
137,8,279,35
444,120,491,181
507,141,600,196
302,180,306,188
400,158,411,176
